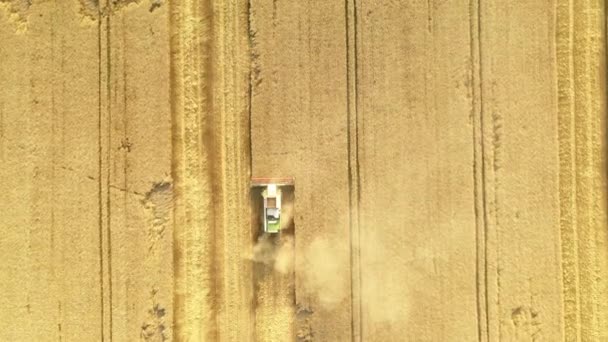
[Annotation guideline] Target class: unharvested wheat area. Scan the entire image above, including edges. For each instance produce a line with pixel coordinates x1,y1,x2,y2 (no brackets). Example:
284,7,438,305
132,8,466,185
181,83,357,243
0,0,606,341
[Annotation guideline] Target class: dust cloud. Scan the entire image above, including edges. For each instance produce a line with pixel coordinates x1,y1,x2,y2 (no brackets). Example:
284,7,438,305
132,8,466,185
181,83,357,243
296,237,349,308
301,232,407,324
249,234,294,274
249,227,407,324
249,233,348,308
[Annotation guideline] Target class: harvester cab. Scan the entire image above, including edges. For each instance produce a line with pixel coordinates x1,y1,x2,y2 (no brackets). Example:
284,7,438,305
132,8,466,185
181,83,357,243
263,184,281,233
251,177,294,234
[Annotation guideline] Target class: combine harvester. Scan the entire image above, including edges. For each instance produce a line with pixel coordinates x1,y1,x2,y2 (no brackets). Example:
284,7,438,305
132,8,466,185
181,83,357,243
251,177,294,234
